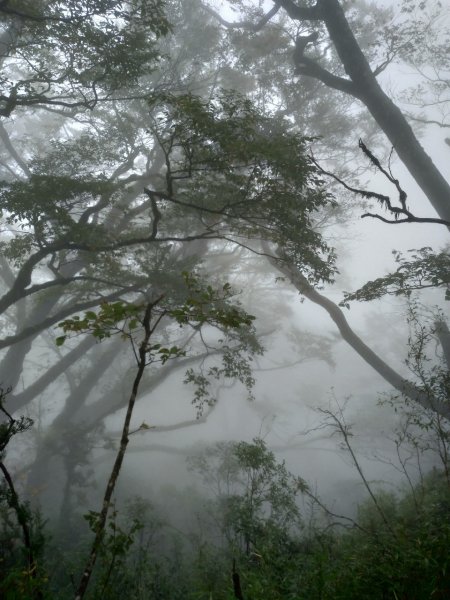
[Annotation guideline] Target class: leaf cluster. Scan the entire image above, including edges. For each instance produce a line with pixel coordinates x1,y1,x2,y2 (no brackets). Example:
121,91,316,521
148,90,337,283
341,247,450,307
57,301,142,345
0,0,171,114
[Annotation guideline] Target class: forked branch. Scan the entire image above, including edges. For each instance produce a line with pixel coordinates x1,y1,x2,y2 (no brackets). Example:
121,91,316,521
311,142,450,227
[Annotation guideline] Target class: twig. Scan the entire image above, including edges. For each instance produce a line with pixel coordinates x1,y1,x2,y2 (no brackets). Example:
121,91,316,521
311,145,450,227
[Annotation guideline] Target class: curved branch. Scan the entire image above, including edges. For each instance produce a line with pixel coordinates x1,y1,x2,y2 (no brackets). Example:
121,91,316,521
204,2,282,31
263,244,450,421
294,55,361,97
0,246,57,314
295,56,361,98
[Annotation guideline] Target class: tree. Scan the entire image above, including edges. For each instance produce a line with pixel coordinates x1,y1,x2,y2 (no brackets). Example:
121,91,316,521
54,276,257,599
0,0,171,116
202,0,450,419
0,0,340,526
1,0,448,557
273,0,450,222
188,438,307,599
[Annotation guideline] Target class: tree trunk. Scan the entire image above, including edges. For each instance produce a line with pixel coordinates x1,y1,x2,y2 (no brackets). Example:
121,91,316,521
265,249,450,421
318,0,450,223
278,0,450,222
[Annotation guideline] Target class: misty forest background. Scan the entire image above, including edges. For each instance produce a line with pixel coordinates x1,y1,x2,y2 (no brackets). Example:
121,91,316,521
0,0,449,598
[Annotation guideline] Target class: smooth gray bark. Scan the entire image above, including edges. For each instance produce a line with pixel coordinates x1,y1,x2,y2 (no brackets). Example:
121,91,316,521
265,249,450,421
278,0,450,223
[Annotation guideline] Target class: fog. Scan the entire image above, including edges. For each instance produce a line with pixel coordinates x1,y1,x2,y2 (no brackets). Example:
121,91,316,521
0,1,449,598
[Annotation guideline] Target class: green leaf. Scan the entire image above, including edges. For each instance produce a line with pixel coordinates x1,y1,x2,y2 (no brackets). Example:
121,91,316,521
55,335,67,346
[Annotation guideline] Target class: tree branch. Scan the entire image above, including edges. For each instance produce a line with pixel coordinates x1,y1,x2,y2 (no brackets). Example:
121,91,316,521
274,0,321,21
311,145,450,227
360,212,450,226
294,55,361,97
0,287,139,350
9,336,96,410
262,243,450,421
203,2,282,31
407,114,450,129
0,122,31,177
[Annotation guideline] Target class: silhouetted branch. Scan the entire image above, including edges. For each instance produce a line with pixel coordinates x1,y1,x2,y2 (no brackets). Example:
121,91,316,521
407,114,450,129
359,212,449,226
311,144,450,227
317,404,395,535
0,390,42,598
204,2,281,31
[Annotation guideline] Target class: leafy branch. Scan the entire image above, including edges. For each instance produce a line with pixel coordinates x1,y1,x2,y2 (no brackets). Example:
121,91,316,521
341,247,450,306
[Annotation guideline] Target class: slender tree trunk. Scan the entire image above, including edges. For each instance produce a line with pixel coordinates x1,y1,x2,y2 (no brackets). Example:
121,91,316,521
435,320,450,370
74,300,160,600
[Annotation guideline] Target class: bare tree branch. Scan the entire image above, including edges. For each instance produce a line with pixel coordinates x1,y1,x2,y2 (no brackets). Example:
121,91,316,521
311,145,450,227
407,114,450,129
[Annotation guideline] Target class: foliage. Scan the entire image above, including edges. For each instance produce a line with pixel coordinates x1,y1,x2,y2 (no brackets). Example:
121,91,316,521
0,506,48,600
0,0,171,116
187,438,308,598
379,303,450,484
2,439,450,599
56,272,260,416
0,0,449,597
0,388,47,600
341,247,450,306
42,497,189,600
147,90,337,283
52,275,260,598
185,458,450,600
311,474,450,600
189,438,306,547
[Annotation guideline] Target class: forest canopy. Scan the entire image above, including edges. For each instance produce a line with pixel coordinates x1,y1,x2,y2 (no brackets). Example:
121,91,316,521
0,0,449,598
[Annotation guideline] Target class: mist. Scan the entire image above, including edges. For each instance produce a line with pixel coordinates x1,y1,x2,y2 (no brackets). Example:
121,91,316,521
0,1,449,598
